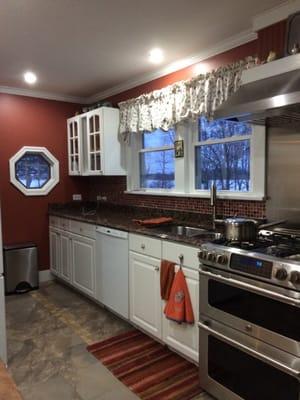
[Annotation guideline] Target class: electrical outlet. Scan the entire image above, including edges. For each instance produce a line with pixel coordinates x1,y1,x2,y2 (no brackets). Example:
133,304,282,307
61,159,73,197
96,195,107,201
72,194,82,201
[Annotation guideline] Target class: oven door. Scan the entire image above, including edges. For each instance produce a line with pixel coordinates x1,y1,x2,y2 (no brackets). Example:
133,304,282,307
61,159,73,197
199,319,300,400
199,267,300,356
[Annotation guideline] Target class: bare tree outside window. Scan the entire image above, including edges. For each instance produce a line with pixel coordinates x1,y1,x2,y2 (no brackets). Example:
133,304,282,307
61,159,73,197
15,153,51,189
195,118,252,192
140,129,175,189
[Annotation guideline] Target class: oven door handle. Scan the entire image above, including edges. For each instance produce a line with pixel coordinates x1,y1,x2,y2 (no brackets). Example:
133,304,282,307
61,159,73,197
198,321,300,378
199,268,300,306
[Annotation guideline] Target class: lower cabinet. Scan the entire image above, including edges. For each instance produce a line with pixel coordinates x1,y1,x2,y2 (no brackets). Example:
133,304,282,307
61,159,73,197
49,228,61,277
71,235,96,298
60,232,72,282
162,266,199,362
129,234,199,363
129,252,162,339
49,226,96,298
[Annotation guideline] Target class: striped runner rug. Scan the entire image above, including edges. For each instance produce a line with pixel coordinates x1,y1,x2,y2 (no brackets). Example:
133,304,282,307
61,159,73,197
87,329,203,400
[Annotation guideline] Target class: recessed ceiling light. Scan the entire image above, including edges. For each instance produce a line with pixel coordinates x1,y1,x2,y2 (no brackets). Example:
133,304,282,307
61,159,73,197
24,71,37,84
149,48,164,64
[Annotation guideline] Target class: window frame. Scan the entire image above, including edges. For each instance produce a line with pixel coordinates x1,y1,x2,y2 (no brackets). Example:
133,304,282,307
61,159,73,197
9,146,60,196
127,128,181,194
126,121,266,200
188,123,265,200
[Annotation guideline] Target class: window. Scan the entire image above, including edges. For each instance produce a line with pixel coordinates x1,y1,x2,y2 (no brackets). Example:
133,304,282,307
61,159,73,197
195,118,252,192
127,118,265,200
15,153,51,189
10,147,59,196
139,129,175,189
192,118,265,198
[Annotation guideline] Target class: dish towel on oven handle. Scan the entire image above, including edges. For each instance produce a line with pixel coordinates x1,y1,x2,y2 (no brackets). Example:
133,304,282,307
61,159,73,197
164,268,195,324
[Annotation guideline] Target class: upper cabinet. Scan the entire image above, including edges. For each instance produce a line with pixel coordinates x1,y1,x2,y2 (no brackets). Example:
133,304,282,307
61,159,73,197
67,116,82,175
67,107,126,176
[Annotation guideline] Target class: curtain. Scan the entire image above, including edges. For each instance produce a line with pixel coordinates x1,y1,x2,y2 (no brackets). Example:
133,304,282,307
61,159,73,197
118,56,256,139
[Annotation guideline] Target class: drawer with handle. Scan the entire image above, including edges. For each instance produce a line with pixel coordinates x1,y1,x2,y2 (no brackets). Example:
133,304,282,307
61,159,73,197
129,233,162,258
70,220,96,239
162,241,199,270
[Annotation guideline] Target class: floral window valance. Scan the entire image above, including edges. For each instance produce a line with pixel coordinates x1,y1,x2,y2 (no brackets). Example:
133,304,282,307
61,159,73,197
118,57,256,139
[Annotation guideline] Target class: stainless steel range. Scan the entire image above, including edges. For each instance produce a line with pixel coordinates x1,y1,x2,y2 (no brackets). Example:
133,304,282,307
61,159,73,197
198,227,300,400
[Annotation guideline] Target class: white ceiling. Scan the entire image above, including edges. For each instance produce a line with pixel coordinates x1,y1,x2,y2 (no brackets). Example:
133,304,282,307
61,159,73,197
0,0,287,102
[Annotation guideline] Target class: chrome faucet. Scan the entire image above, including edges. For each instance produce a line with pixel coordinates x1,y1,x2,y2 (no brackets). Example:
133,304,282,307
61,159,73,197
210,182,217,231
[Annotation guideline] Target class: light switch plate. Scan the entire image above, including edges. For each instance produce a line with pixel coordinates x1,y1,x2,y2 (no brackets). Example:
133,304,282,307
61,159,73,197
72,194,82,201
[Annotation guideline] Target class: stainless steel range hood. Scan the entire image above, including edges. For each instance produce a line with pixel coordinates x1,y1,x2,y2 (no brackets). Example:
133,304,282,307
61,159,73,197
215,54,300,126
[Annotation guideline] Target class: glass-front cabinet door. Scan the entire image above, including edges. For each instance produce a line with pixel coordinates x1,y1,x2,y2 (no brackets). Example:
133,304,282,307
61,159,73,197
67,117,81,175
86,111,102,174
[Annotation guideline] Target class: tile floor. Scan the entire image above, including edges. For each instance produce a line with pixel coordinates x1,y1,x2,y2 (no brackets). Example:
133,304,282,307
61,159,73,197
5,280,213,400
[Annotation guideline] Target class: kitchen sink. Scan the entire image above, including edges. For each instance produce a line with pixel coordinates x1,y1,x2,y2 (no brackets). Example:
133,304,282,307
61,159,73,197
155,224,219,238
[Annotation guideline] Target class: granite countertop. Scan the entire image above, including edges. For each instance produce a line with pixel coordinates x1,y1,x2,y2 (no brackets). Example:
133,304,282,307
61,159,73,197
49,203,219,247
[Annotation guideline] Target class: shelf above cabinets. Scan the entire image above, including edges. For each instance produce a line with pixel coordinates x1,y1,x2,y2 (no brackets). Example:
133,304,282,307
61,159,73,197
67,107,126,176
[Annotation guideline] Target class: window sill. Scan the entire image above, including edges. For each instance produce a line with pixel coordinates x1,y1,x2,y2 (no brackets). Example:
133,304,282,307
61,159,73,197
124,190,265,201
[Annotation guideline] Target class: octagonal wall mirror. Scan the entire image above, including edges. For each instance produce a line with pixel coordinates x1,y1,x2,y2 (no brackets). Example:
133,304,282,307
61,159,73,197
9,146,59,196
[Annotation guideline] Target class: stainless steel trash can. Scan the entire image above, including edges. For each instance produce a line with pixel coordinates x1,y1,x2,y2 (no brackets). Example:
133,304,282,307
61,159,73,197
3,243,39,294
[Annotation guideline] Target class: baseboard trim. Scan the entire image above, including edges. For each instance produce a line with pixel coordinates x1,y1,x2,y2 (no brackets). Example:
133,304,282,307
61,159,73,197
39,270,54,283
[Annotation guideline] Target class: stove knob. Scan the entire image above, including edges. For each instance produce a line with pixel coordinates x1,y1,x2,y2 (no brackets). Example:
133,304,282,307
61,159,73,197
217,254,228,265
207,252,216,262
275,268,288,281
198,250,207,260
198,250,205,260
290,271,300,285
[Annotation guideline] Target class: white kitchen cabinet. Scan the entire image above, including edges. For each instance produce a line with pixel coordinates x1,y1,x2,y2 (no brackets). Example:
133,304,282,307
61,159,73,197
162,241,199,362
60,232,72,283
162,266,199,362
67,116,82,175
129,252,162,339
49,228,61,276
49,227,72,283
71,234,96,298
67,107,126,176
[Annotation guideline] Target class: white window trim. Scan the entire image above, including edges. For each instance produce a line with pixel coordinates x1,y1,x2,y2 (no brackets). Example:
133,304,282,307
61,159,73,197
126,121,266,201
188,123,266,200
9,146,60,196
127,129,179,194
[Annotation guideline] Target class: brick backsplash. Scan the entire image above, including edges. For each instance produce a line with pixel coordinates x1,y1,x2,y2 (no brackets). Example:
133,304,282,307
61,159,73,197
87,176,266,219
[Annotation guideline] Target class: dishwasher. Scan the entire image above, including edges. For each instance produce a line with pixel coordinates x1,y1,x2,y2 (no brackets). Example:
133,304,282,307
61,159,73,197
95,226,129,319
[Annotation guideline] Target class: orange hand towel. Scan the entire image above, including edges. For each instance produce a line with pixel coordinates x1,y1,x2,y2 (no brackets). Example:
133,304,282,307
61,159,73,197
160,260,175,300
164,269,195,324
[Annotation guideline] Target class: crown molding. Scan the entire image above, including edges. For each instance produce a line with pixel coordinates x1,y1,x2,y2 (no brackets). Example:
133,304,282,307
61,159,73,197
0,85,86,104
87,29,257,103
253,0,300,31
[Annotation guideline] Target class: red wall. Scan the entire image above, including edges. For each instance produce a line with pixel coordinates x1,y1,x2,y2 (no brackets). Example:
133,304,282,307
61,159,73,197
0,94,87,270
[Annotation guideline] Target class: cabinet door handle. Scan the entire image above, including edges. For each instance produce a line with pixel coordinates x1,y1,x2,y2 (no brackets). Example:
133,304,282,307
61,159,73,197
154,266,159,271
141,244,145,250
